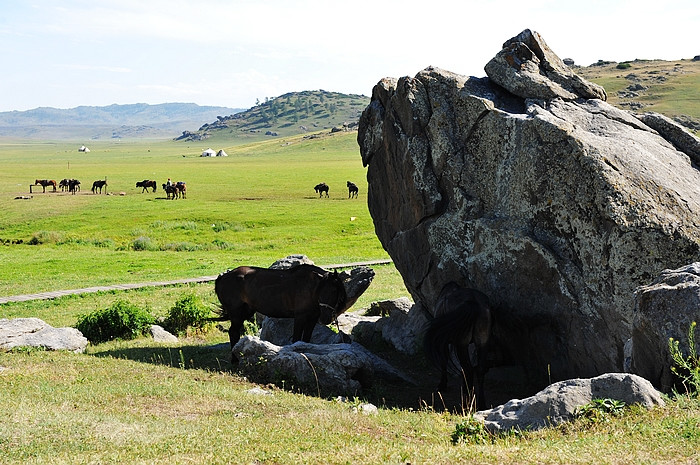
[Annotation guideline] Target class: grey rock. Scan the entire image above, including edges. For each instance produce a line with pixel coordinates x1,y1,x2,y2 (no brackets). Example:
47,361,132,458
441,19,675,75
636,111,700,165
373,299,429,355
269,254,316,269
484,29,606,101
233,336,414,395
474,373,664,432
150,325,178,343
338,266,375,311
357,30,700,390
0,317,88,353
628,263,700,391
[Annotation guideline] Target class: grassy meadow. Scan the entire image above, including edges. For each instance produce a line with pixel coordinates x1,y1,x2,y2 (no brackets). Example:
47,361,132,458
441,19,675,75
2,104,700,462
0,131,390,297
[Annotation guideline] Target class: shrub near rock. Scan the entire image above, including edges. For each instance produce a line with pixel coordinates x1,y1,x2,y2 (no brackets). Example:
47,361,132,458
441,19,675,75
75,299,154,344
163,293,211,335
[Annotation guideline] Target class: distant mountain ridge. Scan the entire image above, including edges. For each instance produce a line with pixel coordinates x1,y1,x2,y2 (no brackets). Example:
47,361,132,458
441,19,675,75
0,103,242,140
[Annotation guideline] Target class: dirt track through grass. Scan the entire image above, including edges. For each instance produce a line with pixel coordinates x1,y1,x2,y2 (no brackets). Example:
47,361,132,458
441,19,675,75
0,259,392,304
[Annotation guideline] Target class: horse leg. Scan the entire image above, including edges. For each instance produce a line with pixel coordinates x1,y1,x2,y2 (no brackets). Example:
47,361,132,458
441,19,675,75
455,343,477,408
474,345,488,410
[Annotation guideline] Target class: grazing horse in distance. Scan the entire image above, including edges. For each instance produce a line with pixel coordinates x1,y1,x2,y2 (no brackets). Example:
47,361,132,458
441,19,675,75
347,181,358,198
59,179,70,191
91,180,107,194
314,182,329,198
213,264,347,363
34,179,57,193
136,180,157,193
424,282,492,409
68,179,81,195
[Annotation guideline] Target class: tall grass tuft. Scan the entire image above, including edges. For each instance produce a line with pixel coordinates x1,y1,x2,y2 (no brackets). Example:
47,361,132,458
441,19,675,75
669,321,700,396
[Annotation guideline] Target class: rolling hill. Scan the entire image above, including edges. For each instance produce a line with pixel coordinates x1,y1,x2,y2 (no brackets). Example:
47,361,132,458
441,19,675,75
575,58,700,133
174,90,369,142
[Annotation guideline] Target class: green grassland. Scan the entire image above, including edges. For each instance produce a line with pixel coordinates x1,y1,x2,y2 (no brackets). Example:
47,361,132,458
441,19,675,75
2,75,700,463
0,131,389,297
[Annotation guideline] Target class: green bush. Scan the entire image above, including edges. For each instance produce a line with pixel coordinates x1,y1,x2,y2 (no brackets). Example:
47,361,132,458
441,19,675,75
163,293,212,335
451,416,490,445
130,236,157,251
616,62,632,70
75,300,154,343
574,398,627,424
669,321,700,396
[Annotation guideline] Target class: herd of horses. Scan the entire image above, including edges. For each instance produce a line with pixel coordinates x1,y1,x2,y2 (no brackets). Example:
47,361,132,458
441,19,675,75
214,262,492,408
314,181,359,198
31,178,187,198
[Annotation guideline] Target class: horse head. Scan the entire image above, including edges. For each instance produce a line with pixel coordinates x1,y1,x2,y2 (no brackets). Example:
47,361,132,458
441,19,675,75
318,270,347,325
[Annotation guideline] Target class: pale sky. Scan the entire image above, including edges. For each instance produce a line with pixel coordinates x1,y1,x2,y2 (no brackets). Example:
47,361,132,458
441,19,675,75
1,0,697,112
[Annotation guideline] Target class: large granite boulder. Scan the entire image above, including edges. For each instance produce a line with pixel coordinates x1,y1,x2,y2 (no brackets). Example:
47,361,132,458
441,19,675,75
357,28,700,390
628,263,700,391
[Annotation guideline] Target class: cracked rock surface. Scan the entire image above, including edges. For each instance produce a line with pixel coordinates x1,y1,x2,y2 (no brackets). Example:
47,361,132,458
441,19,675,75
358,29,700,390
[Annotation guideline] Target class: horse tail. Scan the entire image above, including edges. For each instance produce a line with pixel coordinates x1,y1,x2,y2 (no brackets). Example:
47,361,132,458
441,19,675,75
424,305,480,373
213,272,231,319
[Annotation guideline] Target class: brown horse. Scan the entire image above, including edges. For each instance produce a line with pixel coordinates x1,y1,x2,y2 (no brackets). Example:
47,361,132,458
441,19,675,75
136,180,157,193
34,179,57,193
347,181,358,198
424,282,492,409
213,264,347,363
314,182,329,198
175,181,186,199
91,180,107,194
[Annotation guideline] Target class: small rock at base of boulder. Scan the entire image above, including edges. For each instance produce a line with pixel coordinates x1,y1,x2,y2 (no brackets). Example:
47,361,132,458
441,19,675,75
474,373,664,432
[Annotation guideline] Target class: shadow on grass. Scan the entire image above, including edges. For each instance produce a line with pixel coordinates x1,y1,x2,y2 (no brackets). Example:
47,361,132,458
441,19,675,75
89,341,234,373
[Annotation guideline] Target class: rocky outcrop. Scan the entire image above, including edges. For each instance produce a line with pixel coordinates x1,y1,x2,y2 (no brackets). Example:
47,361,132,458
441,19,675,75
474,373,664,432
233,336,414,396
0,318,88,353
358,29,700,390
628,263,700,391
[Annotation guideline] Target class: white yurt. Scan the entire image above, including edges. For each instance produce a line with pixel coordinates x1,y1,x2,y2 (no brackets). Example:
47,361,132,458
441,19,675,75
201,148,216,157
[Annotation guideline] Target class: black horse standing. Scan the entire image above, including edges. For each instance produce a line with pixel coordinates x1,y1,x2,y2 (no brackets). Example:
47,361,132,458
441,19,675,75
214,264,347,363
347,181,358,198
91,180,107,194
424,282,492,409
314,183,329,198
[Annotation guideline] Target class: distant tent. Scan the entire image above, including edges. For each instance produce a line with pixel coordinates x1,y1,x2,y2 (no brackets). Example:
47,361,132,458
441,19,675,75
216,149,228,157
78,145,90,153
201,148,216,157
